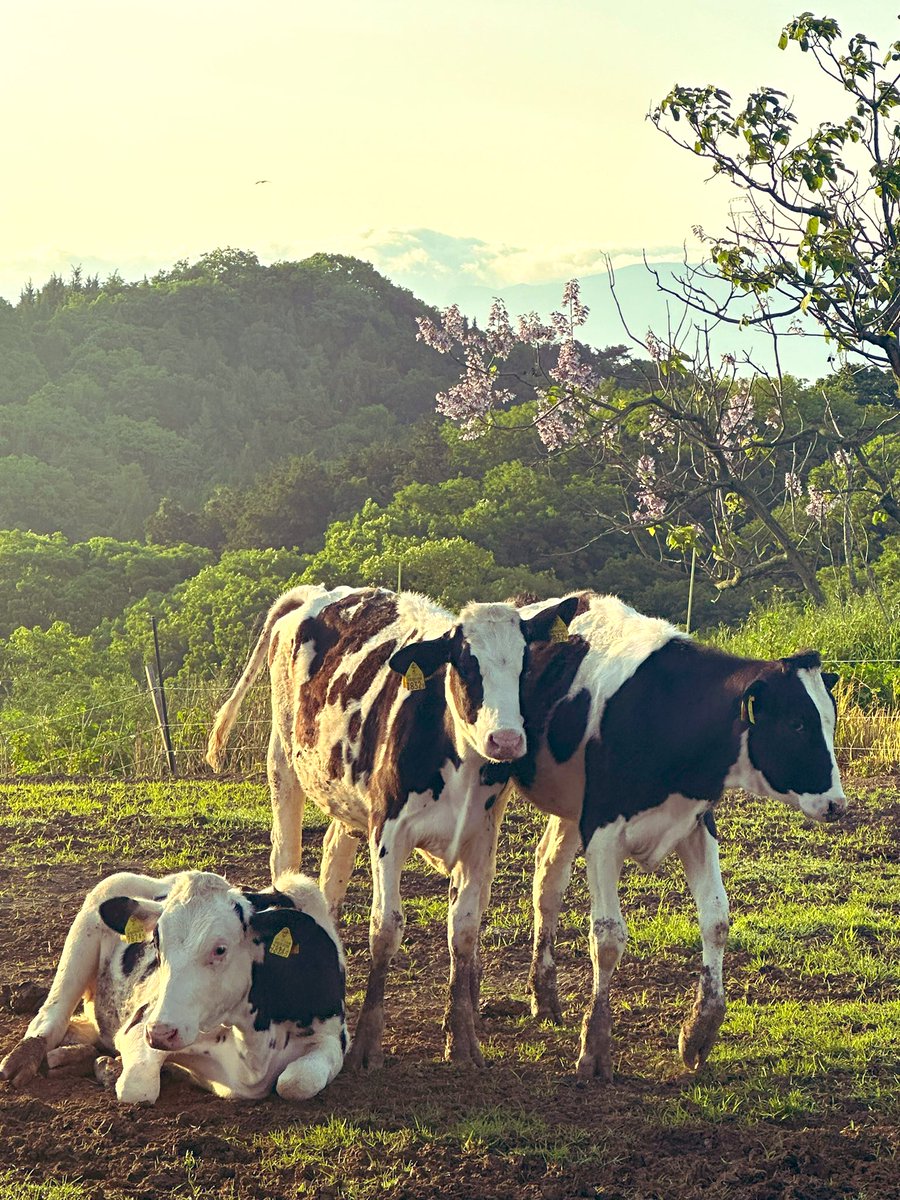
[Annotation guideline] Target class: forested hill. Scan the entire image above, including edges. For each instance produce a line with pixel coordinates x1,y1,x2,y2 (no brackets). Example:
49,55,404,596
0,249,462,540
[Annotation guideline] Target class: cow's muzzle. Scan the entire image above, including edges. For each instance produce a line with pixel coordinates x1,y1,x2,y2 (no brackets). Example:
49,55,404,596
485,729,526,761
145,1022,186,1051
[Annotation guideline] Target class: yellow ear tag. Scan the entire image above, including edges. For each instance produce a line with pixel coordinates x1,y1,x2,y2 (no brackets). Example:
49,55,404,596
402,662,426,691
269,927,293,958
550,616,570,644
123,916,146,944
745,695,756,724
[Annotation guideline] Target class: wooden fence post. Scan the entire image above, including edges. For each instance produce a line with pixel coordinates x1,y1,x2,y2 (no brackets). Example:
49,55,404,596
146,617,177,777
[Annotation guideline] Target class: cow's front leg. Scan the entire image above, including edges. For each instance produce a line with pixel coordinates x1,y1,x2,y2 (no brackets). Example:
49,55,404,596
345,823,410,1071
113,1023,168,1105
1,891,108,1087
528,814,581,1023
576,825,626,1082
319,819,361,922
677,815,729,1070
444,808,503,1065
270,730,304,881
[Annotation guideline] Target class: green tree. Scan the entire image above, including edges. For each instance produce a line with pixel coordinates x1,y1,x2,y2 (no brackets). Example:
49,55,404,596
650,13,900,378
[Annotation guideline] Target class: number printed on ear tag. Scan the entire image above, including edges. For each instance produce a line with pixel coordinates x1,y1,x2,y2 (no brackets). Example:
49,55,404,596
402,662,426,691
269,927,293,958
123,916,146,944
550,616,570,643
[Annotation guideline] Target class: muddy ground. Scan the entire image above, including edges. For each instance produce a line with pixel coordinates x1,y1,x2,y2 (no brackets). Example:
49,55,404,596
0,797,897,1200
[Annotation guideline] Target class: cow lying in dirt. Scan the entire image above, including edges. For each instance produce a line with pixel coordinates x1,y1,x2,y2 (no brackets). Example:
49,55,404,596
0,869,346,1104
206,584,578,1069
505,592,846,1081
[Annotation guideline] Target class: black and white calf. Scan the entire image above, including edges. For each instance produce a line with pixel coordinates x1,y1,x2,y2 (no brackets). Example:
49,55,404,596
0,870,346,1103
206,584,577,1068
509,592,845,1081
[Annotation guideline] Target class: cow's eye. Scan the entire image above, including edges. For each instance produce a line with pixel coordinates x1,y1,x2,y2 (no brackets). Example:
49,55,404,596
790,718,805,733
212,945,228,959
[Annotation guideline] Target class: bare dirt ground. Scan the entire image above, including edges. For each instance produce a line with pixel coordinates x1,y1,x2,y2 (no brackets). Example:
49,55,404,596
0,799,898,1200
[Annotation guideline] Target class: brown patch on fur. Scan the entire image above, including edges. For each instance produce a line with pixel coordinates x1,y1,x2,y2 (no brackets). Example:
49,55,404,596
330,639,398,709
294,592,399,749
327,741,344,780
348,710,362,742
362,670,461,836
449,658,481,725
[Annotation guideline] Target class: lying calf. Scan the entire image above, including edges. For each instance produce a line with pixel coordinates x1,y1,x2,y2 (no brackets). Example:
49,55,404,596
0,869,347,1103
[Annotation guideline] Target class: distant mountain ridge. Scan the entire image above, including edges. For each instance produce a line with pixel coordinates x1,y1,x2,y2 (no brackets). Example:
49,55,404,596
377,259,833,381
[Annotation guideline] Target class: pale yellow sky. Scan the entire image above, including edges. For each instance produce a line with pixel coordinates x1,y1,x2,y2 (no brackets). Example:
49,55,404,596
0,0,883,301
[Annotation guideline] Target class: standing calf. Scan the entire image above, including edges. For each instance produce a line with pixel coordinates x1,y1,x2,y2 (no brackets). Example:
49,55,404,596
509,592,845,1080
206,584,577,1068
0,870,346,1103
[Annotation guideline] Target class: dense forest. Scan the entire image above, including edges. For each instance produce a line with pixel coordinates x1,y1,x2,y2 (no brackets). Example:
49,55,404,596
2,249,899,773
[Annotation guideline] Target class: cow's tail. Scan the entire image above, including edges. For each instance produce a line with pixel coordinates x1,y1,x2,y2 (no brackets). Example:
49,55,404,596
206,612,279,773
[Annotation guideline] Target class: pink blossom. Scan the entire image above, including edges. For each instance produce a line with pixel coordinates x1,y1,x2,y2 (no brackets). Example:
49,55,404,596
632,456,668,523
517,312,555,343
416,315,452,354
486,298,515,357
550,340,600,392
784,470,803,498
805,486,837,522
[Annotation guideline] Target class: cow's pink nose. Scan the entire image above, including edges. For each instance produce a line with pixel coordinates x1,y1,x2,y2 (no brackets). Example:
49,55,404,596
146,1022,182,1050
486,729,526,761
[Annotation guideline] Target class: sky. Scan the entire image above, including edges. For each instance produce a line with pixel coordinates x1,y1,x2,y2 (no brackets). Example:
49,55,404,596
0,0,885,307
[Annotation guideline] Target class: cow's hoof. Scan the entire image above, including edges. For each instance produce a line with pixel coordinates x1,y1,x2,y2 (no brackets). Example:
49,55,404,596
344,1038,384,1072
94,1055,123,1090
679,998,725,1071
575,1051,612,1083
530,994,563,1024
444,1035,485,1068
46,1044,97,1072
678,1017,722,1071
0,1036,48,1087
528,969,563,1024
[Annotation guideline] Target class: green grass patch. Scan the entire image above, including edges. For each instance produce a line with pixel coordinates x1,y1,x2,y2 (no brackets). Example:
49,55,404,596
0,1174,89,1200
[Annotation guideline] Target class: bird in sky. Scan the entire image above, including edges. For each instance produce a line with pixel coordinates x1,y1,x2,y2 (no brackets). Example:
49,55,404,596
255,179,269,185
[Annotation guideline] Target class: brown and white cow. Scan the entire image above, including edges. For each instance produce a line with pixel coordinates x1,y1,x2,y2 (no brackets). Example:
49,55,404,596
503,592,845,1081
206,584,578,1068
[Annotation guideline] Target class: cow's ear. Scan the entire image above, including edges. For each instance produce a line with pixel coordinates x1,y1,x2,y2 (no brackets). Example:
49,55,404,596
389,636,452,687
740,678,769,726
822,671,840,693
249,907,311,957
98,896,162,937
521,596,580,644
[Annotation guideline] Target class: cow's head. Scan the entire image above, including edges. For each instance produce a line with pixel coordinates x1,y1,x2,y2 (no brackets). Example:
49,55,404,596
100,871,259,1051
737,651,845,821
388,596,580,762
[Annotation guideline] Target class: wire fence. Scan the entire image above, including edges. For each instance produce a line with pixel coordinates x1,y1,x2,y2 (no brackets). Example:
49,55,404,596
2,661,900,782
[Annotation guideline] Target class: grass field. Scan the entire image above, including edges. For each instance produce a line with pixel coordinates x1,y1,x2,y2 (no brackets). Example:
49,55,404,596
0,777,898,1200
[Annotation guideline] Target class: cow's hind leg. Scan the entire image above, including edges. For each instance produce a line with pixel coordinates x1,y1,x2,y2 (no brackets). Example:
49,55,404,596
677,815,729,1070
319,820,361,922
269,729,305,881
276,1026,345,1101
345,822,412,1071
576,825,627,1082
528,814,581,1023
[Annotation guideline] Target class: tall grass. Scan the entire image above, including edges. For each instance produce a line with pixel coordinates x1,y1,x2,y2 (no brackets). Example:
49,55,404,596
711,590,900,773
